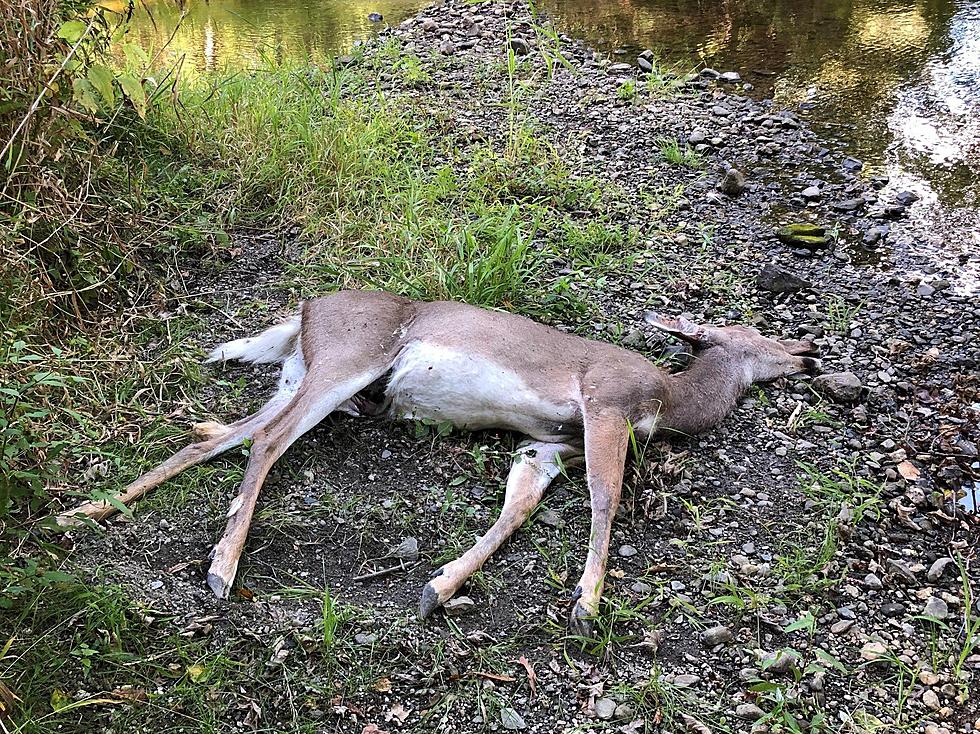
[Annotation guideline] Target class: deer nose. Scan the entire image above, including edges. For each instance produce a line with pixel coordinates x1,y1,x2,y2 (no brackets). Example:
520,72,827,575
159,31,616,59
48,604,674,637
801,357,822,374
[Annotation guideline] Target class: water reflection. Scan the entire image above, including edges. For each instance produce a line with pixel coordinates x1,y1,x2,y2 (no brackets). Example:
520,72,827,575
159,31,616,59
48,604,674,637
538,0,980,207
109,0,430,71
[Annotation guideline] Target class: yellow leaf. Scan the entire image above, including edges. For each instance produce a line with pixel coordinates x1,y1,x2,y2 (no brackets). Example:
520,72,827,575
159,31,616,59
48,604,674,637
186,664,207,683
50,688,70,712
372,677,392,692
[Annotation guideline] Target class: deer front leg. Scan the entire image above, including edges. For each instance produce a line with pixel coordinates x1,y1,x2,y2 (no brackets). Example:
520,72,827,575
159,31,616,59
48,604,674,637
420,441,581,618
570,409,629,636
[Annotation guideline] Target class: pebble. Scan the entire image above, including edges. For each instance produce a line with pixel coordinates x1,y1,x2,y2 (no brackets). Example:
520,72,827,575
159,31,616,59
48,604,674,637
500,707,527,730
863,572,883,590
673,673,700,688
618,544,638,557
860,641,889,662
831,619,854,634
595,697,617,720
927,557,954,582
923,596,948,620
812,372,864,403
880,602,907,618
701,625,733,646
735,703,765,721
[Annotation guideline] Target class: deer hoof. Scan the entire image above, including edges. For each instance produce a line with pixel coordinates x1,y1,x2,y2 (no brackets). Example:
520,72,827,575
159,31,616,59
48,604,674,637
419,582,441,619
568,601,595,638
206,570,234,599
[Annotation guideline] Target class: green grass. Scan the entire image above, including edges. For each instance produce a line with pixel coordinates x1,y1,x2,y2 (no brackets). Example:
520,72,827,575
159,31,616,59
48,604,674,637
658,138,704,168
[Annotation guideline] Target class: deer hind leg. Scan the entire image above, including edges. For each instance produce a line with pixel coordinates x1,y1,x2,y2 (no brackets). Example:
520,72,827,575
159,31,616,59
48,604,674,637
54,352,308,528
419,441,581,618
206,364,390,599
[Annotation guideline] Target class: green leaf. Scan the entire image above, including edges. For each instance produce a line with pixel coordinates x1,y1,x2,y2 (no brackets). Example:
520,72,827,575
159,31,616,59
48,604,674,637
814,648,848,673
87,64,115,108
72,78,100,113
56,20,87,43
117,72,146,119
783,611,815,634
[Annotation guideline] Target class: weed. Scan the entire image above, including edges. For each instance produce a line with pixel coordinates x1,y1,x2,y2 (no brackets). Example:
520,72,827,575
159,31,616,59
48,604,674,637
658,138,704,168
824,295,864,333
617,79,637,101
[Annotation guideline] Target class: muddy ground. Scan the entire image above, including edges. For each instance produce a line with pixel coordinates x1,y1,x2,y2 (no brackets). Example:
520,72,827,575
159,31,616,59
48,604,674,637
64,2,979,732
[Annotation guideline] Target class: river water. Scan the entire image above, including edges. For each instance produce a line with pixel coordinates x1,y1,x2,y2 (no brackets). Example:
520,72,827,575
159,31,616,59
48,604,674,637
115,0,979,286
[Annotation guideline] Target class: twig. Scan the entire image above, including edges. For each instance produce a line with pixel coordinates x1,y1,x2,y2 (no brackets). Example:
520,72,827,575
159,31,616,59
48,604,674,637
352,561,415,582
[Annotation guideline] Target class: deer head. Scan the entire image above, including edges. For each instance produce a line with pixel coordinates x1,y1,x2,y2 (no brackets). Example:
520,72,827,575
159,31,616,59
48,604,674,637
645,313,821,382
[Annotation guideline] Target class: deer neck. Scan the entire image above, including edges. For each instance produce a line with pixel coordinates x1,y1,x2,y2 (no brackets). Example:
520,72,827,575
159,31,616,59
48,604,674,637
660,347,751,436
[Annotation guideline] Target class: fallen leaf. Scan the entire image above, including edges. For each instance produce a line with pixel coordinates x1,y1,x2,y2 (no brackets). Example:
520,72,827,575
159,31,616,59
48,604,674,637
682,713,711,734
236,587,255,601
897,460,921,481
607,568,625,579
361,725,389,734
111,687,147,703
50,689,70,712
514,655,537,698
186,664,207,683
385,702,410,723
471,671,515,682
373,677,392,693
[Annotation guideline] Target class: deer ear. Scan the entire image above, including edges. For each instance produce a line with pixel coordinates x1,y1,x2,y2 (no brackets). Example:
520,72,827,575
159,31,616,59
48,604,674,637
644,312,711,346
778,338,818,356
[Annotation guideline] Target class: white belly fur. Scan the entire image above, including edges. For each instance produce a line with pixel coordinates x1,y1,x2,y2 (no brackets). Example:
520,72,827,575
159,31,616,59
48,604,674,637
385,341,579,436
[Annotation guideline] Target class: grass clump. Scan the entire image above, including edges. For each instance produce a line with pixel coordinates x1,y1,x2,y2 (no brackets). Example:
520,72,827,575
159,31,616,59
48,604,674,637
658,137,704,168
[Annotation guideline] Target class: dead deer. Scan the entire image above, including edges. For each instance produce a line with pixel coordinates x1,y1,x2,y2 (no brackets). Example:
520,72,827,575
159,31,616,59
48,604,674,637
57,290,819,631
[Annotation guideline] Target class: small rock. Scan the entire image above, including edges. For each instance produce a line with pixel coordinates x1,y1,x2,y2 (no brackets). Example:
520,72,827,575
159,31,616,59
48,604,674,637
860,641,889,662
595,697,617,720
764,649,799,675
719,168,747,196
735,703,766,721
367,12,383,22
500,707,527,730
438,39,455,54
842,156,864,171
618,544,638,557
880,602,907,618
895,190,920,206
719,71,742,83
390,536,419,560
711,104,732,116
608,62,633,74
801,185,821,200
863,572,883,590
923,596,948,620
701,625,733,646
922,689,941,711
354,632,377,645
813,372,864,403
831,619,855,634
756,264,811,294
673,673,700,688
537,508,561,527
443,596,476,616
927,557,954,582
509,37,531,55
832,198,864,212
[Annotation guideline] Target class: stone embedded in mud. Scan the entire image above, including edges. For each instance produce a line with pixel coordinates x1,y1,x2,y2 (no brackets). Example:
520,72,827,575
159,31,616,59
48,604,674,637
756,264,811,294
367,12,383,22
776,223,831,249
608,62,633,74
842,156,864,172
813,372,864,403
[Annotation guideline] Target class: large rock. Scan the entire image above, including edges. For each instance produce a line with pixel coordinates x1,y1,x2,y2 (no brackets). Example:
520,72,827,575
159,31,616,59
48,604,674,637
813,372,864,403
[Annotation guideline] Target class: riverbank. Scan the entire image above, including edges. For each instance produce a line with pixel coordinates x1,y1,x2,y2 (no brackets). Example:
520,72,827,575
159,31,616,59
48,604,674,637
2,1,978,732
